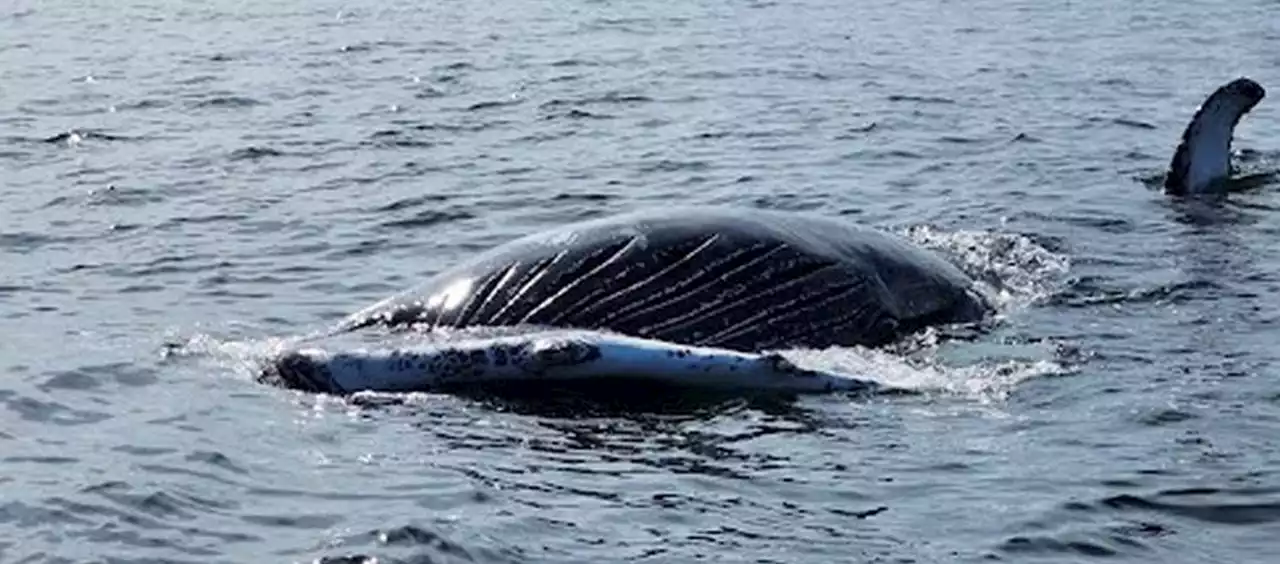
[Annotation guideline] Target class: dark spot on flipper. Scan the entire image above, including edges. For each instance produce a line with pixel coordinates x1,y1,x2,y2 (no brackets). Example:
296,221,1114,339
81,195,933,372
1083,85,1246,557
260,352,343,395
528,338,602,369
761,353,797,373
761,352,823,379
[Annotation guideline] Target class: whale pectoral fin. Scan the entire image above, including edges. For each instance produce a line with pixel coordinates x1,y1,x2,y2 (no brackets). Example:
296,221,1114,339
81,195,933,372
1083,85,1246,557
1164,77,1266,196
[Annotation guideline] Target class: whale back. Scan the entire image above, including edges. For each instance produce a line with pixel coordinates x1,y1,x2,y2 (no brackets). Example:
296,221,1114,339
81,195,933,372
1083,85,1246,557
339,208,989,351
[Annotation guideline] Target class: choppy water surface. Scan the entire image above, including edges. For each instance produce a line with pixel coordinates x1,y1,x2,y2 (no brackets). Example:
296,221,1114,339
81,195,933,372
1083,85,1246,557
3,0,1280,562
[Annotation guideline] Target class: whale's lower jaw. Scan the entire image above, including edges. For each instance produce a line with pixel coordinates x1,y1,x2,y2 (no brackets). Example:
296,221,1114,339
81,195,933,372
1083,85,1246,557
257,330,879,396
1165,77,1266,196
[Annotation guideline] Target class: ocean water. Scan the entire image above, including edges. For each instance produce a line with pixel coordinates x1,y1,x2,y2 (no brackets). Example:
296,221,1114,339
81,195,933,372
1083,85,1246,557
3,0,1280,562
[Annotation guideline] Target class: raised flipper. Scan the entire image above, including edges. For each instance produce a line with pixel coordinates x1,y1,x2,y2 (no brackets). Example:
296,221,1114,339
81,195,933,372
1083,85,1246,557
1165,77,1266,196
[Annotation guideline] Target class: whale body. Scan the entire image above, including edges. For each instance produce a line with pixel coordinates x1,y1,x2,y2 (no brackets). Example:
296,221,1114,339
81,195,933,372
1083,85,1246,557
337,207,992,352
257,208,990,396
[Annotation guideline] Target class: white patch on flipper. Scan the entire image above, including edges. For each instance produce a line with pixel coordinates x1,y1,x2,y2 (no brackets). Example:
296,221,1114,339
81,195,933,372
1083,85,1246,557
268,330,880,395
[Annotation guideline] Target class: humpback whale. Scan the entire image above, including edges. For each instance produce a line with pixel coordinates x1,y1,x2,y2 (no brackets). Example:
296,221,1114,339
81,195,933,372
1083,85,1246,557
260,207,991,396
259,77,1268,397
1164,77,1266,195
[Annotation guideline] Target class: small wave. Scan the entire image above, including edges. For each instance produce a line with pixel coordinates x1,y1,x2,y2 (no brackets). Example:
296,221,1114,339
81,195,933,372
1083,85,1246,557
0,231,84,254
113,98,172,111
164,213,252,226
414,85,448,99
999,533,1138,558
366,129,438,149
1,391,112,427
1099,488,1280,525
380,210,476,230
115,254,233,277
539,93,654,110
638,159,711,174
1,129,135,147
42,184,163,208
1046,277,1218,309
1112,117,1157,130
311,524,524,564
887,94,955,105
551,192,613,202
464,99,521,112
548,58,596,68
372,194,452,213
998,482,1280,560
36,363,160,393
542,108,613,120
409,122,494,134
44,129,132,144
938,135,983,145
192,96,264,109
228,146,285,161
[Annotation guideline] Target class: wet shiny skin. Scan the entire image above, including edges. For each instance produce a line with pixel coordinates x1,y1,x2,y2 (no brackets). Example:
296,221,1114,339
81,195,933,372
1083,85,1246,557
339,207,991,351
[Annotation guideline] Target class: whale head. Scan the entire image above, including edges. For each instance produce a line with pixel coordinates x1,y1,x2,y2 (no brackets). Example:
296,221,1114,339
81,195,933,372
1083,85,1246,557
1165,77,1266,196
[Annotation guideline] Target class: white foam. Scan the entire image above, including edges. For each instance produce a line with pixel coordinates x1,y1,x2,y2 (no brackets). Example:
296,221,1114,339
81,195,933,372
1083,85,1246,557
781,339,1065,404
901,224,1071,311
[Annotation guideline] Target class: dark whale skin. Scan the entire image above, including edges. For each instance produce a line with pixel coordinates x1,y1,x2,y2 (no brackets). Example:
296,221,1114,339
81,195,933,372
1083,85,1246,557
338,207,991,352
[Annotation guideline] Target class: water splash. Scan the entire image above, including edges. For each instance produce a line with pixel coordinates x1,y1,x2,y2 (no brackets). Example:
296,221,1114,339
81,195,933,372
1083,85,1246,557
901,224,1072,312
780,339,1067,404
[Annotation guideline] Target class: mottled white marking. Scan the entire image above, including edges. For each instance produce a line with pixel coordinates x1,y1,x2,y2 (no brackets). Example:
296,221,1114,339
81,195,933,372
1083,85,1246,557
267,330,878,395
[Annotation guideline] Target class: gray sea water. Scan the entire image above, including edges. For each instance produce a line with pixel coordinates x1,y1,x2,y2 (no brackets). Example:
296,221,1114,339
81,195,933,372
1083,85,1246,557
4,0,1280,562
